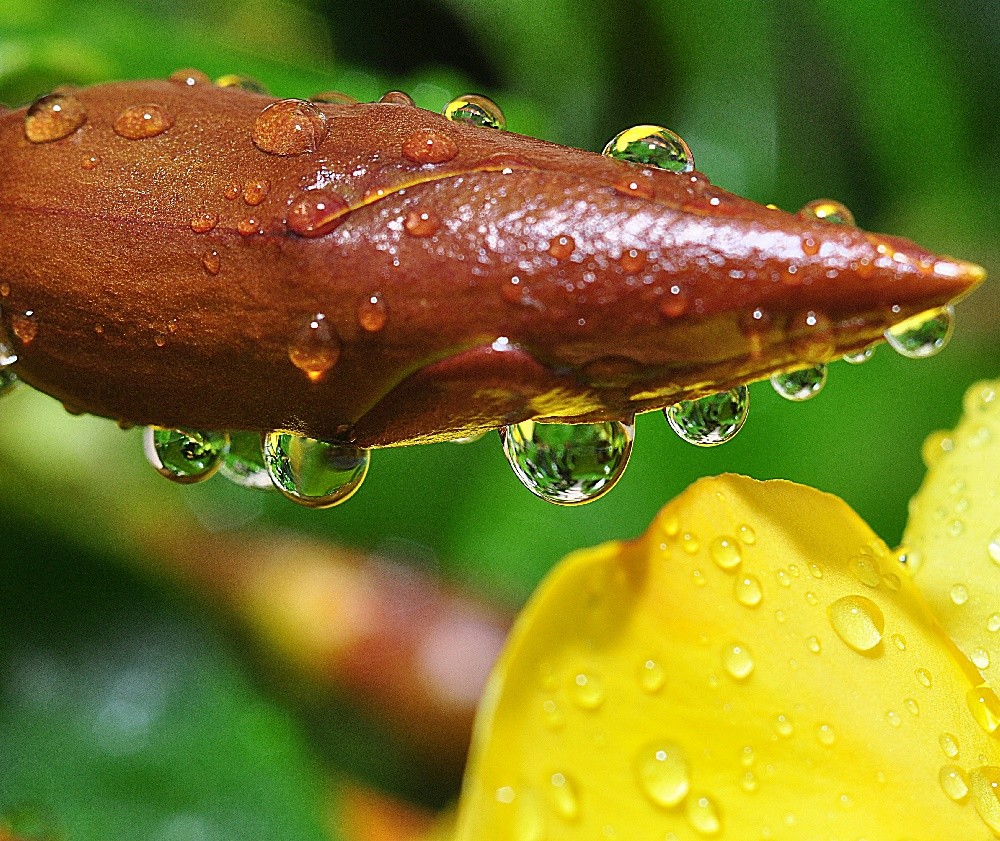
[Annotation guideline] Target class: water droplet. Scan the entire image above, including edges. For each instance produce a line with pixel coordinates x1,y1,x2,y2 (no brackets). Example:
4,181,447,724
740,770,759,792
357,293,388,332
10,310,36,345
403,209,440,237
377,89,414,106
806,635,822,653
190,212,218,233
665,387,749,446
686,793,722,835
850,553,882,587
638,659,666,693
775,569,791,588
950,583,969,605
635,742,689,808
798,198,855,226
722,643,754,680
885,305,954,358
0,368,18,396
938,764,969,802
201,250,221,275
24,92,87,142
969,766,1000,834
709,536,741,571
223,182,241,200
734,574,763,607
541,699,565,731
286,189,350,237
443,94,505,129
81,153,100,170
113,104,173,139
989,614,1000,633
571,672,605,709
169,68,211,87
619,248,647,274
774,714,794,737
827,595,884,652
939,732,959,758
770,365,826,401
243,178,270,206
252,99,328,156
401,127,459,164
143,427,229,483
614,173,656,200
886,709,901,727
738,524,757,545
967,685,1000,734
972,649,991,670
287,313,340,382
548,235,575,260
216,74,268,94
500,420,634,505
218,430,273,490
262,433,369,508
843,347,874,364
547,772,580,822
602,125,693,173
905,697,920,716
915,668,933,688
659,285,689,318
816,723,836,746
681,532,699,554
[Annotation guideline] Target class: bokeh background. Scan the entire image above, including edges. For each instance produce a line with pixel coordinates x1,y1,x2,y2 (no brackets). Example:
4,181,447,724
0,1,996,838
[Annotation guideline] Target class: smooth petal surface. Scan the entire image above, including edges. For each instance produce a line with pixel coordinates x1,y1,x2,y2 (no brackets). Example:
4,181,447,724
455,475,1000,839
904,380,1000,693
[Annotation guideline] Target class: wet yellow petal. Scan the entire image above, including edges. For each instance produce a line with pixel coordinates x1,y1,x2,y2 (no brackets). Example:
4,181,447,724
455,475,1000,839
904,379,1000,693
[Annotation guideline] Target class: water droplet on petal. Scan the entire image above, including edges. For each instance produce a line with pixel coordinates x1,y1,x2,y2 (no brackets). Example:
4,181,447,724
216,74,268,94
884,305,954,359
635,742,689,808
602,125,693,173
710,536,742,571
988,613,1000,633
570,671,605,709
201,250,221,275
939,732,959,758
619,248,647,274
500,420,634,505
113,104,173,139
969,766,1000,834
243,178,270,205
827,595,884,652
288,313,340,382
816,723,836,746
262,432,369,508
659,285,689,318
24,92,87,142
219,431,273,490
548,235,575,260
968,685,1000,734
722,643,754,680
850,553,882,587
686,793,722,836
402,127,459,164
938,765,969,802
11,310,37,345
443,93,505,129
80,154,100,170
950,583,969,605
665,387,749,446
379,90,415,106
734,575,763,607
310,90,358,105
190,212,218,233
403,209,440,237
843,347,874,364
806,635,822,653
916,668,933,688
286,189,349,237
638,659,666,693
771,365,827,401
775,714,794,737
799,198,855,226
547,772,580,822
357,293,388,332
143,427,229,483
169,68,211,87
252,99,328,156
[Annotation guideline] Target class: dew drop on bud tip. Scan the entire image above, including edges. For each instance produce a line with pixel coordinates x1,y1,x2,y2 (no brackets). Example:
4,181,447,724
602,125,694,174
219,431,273,490
24,92,87,143
770,364,827,401
665,387,749,446
500,420,634,505
262,432,369,508
884,305,954,359
443,94,505,130
144,428,230,484
798,198,856,226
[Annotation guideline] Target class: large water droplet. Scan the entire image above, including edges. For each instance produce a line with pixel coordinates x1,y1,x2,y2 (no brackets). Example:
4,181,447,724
827,595,884,652
443,94,505,129
219,431,273,490
402,127,459,164
665,387,749,446
24,92,87,142
287,313,340,382
969,766,1000,834
635,742,689,808
770,365,827,401
143,427,229,484
500,420,633,505
113,104,174,139
798,199,855,226
686,793,722,836
262,433,369,508
722,643,754,680
884,305,954,359
602,125,693,173
967,685,1000,734
286,189,350,237
252,99,328,156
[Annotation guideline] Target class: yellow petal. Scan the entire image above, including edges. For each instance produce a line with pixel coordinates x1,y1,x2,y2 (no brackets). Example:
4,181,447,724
455,475,1000,839
904,379,1000,693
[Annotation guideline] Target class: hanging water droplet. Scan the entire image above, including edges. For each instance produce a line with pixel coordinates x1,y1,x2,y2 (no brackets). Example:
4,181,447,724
770,365,827,401
286,189,350,237
967,685,1000,734
24,92,87,142
798,199,855,226
401,127,459,164
665,387,749,446
602,125,694,173
143,427,229,484
686,793,722,836
635,742,690,808
219,431,273,490
722,643,754,680
884,305,954,359
113,104,174,139
734,574,763,607
843,347,874,364
287,313,340,382
0,368,18,396
969,766,1000,834
827,595,884,652
216,74,268,94
443,94,505,129
500,420,633,505
262,432,369,508
252,99,328,156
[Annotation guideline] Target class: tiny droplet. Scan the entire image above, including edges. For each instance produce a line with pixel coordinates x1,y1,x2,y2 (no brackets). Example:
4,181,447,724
799,199,855,226
357,294,388,332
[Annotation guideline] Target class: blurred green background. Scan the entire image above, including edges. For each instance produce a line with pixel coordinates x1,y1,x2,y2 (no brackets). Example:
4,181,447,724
0,0,997,838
